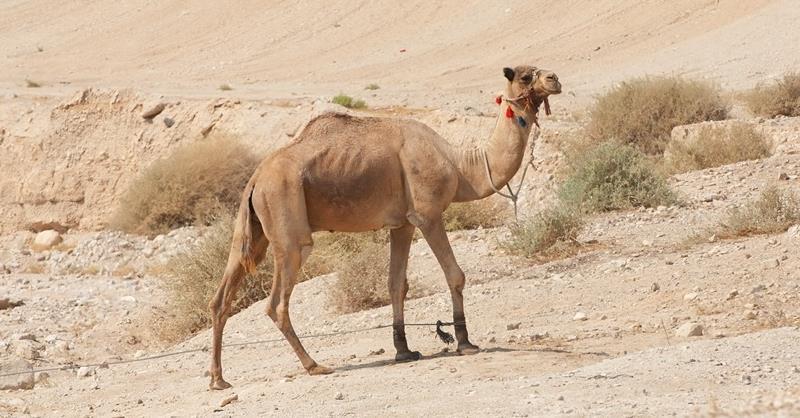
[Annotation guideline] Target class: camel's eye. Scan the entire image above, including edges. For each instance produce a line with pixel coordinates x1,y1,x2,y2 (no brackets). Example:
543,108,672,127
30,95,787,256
520,74,533,83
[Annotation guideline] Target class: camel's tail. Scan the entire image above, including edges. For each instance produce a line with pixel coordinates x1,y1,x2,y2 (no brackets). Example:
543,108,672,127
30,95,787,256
238,181,261,274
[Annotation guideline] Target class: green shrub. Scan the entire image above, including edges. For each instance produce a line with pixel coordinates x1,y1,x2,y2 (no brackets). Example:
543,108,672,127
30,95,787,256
332,93,367,109
744,72,800,118
365,84,380,90
559,142,677,212
589,76,728,154
664,123,771,174
110,135,261,235
160,216,273,340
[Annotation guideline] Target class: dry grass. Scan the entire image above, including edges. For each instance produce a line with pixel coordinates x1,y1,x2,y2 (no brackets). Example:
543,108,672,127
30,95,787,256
744,72,800,118
443,198,509,231
110,134,261,236
503,206,584,259
559,141,678,213
664,123,771,174
332,93,367,109
365,83,380,90
25,79,41,88
713,186,800,239
327,232,391,313
159,215,273,340
218,83,233,91
589,76,728,154
21,262,46,274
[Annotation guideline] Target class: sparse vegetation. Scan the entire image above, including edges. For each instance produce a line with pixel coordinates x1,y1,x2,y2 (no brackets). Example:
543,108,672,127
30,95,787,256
712,186,800,239
218,83,233,91
589,76,728,154
443,198,509,231
161,215,273,340
332,93,367,109
25,79,41,88
664,123,771,174
110,135,261,236
744,72,800,118
327,232,391,313
559,141,677,212
365,83,380,90
504,206,584,258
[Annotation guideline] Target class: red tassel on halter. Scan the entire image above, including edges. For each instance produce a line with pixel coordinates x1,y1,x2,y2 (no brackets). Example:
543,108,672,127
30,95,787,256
505,106,514,118
495,96,502,105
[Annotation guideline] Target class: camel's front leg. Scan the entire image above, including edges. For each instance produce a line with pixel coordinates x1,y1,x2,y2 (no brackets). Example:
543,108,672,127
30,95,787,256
419,217,479,354
388,224,421,362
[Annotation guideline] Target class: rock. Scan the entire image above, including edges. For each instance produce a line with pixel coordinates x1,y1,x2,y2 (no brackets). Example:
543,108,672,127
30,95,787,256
334,392,344,400
763,258,780,269
12,340,40,360
726,290,739,301
220,394,238,407
787,225,800,239
76,366,96,378
506,322,521,330
0,358,34,390
369,348,385,356
650,283,660,292
779,172,789,181
573,312,588,321
751,284,766,294
141,103,165,120
119,296,137,303
675,322,704,337
163,117,175,128
32,230,62,251
0,298,24,310
743,310,757,320
683,292,699,301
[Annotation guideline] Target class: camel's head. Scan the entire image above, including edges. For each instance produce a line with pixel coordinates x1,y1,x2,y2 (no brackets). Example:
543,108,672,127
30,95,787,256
503,65,561,116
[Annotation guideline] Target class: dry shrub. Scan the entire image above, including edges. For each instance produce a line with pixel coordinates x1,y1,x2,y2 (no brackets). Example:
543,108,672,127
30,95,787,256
160,215,273,340
744,72,800,118
326,232,391,313
559,141,677,213
504,206,584,258
110,135,261,236
589,76,728,154
443,198,509,231
664,123,771,174
714,186,800,239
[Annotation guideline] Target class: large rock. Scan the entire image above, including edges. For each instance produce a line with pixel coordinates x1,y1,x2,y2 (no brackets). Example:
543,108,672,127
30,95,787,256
0,358,34,390
32,230,62,251
788,225,800,239
675,322,704,337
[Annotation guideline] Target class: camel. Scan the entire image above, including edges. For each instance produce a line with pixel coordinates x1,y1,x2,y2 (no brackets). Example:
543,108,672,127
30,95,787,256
208,65,561,389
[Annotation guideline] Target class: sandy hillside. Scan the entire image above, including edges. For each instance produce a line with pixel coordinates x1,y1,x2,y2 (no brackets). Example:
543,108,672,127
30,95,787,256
2,1,800,417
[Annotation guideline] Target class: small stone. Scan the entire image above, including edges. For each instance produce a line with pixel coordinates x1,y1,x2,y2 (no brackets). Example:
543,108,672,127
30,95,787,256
32,230,61,251
675,322,704,337
220,394,238,407
763,259,780,269
334,392,344,400
741,374,752,385
163,117,175,128
76,366,96,378
0,358,34,390
726,290,738,301
650,283,660,292
119,296,137,303
750,284,766,294
369,348,385,356
506,322,521,330
788,225,800,239
743,310,757,320
683,292,698,301
573,312,588,321
141,103,165,120
0,298,24,310
779,172,789,181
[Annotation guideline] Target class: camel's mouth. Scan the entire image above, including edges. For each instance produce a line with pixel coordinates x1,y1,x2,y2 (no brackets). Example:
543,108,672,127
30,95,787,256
543,82,562,95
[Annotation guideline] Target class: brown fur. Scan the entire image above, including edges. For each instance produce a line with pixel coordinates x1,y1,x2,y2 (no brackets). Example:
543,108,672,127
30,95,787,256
207,65,561,389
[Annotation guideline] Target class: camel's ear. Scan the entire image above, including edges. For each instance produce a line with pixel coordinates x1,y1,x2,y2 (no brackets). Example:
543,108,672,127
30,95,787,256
503,67,515,82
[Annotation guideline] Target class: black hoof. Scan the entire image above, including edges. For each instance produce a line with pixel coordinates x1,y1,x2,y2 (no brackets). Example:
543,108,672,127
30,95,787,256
395,350,422,362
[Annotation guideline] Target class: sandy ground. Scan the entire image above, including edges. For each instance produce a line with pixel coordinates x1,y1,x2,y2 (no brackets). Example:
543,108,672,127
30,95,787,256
3,1,800,417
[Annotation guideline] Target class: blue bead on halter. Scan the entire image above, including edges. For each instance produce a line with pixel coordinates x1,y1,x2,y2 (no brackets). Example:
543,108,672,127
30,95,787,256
517,116,527,128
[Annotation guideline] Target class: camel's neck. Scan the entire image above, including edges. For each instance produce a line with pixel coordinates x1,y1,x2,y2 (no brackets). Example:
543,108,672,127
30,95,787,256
452,90,535,202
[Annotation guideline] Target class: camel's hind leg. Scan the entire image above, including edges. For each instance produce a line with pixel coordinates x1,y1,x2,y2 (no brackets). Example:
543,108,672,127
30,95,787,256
418,216,479,354
208,221,269,390
261,186,332,375
388,224,420,362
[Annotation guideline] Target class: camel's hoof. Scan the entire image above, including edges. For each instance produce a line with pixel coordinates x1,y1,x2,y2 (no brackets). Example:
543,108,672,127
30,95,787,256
395,350,422,362
209,378,233,390
307,364,334,376
457,343,480,355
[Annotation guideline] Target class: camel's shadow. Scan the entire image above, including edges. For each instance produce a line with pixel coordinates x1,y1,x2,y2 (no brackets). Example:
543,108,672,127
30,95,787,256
334,345,609,373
